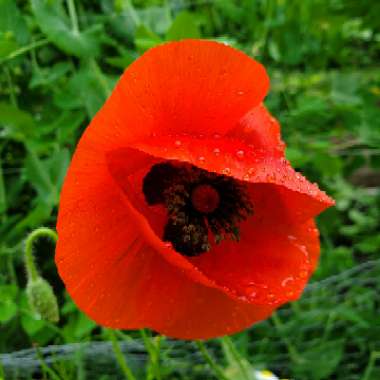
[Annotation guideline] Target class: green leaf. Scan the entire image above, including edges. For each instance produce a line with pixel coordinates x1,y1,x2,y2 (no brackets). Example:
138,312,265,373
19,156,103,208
63,312,96,341
0,299,17,322
135,24,162,53
31,0,102,58
106,53,136,69
54,63,112,117
29,61,72,89
166,11,200,41
0,0,29,44
0,103,36,141
294,339,345,380
25,149,57,205
0,32,19,59
0,158,6,216
0,285,18,323
48,148,70,190
137,5,172,35
21,313,46,336
6,203,53,243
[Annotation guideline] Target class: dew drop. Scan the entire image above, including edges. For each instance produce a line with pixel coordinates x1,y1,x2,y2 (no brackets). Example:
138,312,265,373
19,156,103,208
222,167,231,175
213,148,220,156
281,276,295,287
198,156,206,163
174,140,182,147
299,270,308,279
243,174,250,181
248,167,255,175
237,90,245,96
245,283,257,298
236,150,245,159
267,293,276,302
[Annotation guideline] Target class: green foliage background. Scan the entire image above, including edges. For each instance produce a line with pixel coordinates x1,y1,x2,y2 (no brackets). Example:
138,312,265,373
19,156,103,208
0,0,379,379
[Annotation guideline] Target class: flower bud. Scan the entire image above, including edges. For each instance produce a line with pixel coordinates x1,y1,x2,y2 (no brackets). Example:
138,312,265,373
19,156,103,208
26,276,59,323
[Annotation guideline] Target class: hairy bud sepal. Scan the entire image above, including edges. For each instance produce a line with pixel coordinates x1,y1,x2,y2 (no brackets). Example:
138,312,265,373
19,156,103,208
26,276,59,323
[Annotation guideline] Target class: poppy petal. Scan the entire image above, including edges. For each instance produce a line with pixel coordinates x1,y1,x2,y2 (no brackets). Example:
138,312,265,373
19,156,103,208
81,39,269,153
129,133,334,224
228,103,285,156
189,218,320,307
105,144,322,306
56,121,218,293
56,134,275,339
62,238,275,339
57,40,332,339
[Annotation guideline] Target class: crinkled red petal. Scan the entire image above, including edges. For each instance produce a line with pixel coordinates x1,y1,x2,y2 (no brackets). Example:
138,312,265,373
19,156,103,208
82,39,269,154
130,133,334,224
228,103,285,156
57,40,333,339
56,127,274,339
107,145,322,306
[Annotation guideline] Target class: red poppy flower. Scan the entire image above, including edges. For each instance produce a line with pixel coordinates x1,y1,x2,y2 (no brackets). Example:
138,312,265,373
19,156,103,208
56,39,334,340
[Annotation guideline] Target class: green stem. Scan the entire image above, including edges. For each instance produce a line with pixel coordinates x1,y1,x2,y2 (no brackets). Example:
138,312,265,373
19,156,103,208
272,312,304,364
24,227,58,281
123,0,140,26
35,346,62,380
30,38,41,74
7,252,17,286
4,66,17,107
0,39,48,64
89,59,112,98
66,0,80,34
221,336,251,380
140,329,162,380
261,0,274,51
362,351,380,380
0,157,6,221
196,341,229,380
107,329,137,380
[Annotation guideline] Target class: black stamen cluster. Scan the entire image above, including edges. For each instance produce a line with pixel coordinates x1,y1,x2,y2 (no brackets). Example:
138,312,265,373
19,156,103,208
143,161,253,257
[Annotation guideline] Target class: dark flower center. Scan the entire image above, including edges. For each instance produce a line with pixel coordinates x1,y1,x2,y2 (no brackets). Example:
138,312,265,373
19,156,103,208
142,161,253,257
191,184,220,214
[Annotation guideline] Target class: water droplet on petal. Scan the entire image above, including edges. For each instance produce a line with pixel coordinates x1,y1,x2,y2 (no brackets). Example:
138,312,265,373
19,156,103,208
281,276,295,287
237,90,245,96
299,270,308,279
243,174,250,181
236,150,245,159
213,148,220,156
198,156,206,163
174,140,182,147
248,167,255,175
222,167,231,175
247,289,257,298
267,293,276,302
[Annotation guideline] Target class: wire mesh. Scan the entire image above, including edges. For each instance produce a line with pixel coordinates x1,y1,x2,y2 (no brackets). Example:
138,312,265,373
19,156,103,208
1,259,379,380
